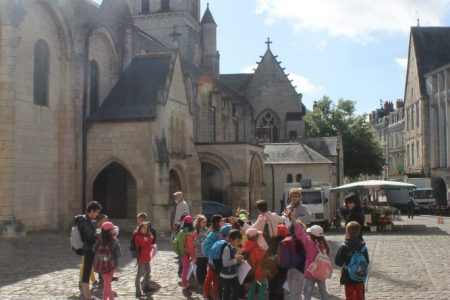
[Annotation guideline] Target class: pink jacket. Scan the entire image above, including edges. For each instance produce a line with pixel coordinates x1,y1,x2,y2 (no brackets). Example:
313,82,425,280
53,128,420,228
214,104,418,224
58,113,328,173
294,224,327,280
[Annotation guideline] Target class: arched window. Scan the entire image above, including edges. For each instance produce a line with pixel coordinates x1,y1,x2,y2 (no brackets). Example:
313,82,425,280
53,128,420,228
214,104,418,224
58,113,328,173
33,40,50,105
161,0,170,11
287,174,293,183
89,60,99,115
141,0,149,14
256,110,280,143
296,174,302,182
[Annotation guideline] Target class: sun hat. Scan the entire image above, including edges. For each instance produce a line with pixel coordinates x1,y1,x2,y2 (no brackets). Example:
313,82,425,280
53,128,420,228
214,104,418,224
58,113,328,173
309,225,324,237
245,227,261,237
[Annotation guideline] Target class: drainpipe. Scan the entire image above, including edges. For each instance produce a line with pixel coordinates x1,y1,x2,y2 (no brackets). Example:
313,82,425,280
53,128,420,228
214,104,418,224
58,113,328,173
82,27,94,212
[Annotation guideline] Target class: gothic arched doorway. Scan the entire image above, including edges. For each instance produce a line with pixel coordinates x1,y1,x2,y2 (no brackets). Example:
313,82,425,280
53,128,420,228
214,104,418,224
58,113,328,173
202,162,226,204
92,162,136,219
169,169,182,225
249,154,264,215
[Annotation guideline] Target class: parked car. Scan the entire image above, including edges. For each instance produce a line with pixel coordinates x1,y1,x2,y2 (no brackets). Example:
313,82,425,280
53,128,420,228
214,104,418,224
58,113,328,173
202,201,233,222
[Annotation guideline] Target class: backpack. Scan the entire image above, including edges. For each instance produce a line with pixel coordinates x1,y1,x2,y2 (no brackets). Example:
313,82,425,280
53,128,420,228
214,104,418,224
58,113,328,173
94,244,114,274
277,236,301,269
343,244,368,282
307,245,332,281
202,231,219,257
70,216,84,255
129,233,141,259
171,230,186,256
210,240,228,272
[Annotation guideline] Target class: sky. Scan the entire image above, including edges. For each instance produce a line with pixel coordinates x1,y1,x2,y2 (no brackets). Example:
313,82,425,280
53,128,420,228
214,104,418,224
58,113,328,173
94,0,450,114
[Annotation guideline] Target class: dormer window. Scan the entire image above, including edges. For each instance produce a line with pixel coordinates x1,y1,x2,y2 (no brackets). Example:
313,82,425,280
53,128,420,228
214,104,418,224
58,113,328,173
141,0,149,14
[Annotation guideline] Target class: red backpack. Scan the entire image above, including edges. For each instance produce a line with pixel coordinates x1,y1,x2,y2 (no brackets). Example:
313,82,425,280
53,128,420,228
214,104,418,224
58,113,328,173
277,236,301,269
94,244,114,274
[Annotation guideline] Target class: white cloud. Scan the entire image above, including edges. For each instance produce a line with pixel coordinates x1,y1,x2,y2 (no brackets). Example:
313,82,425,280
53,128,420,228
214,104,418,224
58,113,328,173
255,0,450,44
287,72,323,95
241,64,258,73
395,58,408,70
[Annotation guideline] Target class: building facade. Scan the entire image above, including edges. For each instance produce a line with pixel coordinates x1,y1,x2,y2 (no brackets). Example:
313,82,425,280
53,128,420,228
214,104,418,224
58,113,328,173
0,0,314,232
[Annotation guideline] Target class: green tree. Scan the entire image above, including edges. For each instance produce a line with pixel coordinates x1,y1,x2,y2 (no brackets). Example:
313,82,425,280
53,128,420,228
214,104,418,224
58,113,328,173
305,96,385,179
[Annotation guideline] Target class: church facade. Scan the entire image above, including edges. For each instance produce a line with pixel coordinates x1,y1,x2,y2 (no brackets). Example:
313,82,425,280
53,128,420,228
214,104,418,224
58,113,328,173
0,0,309,232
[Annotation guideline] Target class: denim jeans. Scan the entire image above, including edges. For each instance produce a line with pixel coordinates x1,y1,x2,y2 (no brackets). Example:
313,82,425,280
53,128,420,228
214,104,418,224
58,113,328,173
303,278,329,300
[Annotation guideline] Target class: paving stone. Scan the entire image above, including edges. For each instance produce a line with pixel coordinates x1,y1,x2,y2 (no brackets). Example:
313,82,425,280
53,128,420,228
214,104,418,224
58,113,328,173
0,215,449,299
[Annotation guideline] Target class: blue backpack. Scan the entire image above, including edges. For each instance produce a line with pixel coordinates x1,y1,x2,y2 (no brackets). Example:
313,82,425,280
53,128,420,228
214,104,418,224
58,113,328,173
343,243,368,282
202,231,219,257
210,240,228,271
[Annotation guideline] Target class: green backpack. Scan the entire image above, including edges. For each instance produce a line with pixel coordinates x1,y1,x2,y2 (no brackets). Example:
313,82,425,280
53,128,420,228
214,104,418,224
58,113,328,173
171,230,186,256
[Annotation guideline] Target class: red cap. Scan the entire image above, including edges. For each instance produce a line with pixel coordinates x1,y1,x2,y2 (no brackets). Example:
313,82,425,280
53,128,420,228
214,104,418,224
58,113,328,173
101,221,114,231
183,215,193,224
277,224,288,237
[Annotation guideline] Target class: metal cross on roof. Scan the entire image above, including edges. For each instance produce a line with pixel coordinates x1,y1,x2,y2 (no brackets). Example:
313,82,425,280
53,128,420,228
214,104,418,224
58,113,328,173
265,37,272,50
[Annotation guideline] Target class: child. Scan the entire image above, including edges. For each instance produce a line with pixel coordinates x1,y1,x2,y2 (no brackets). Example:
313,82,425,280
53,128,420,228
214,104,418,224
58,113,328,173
194,214,209,285
335,221,369,300
219,229,244,300
93,221,117,300
180,215,196,291
202,214,224,300
242,228,267,300
137,212,147,226
134,222,155,297
293,224,330,300
284,222,306,300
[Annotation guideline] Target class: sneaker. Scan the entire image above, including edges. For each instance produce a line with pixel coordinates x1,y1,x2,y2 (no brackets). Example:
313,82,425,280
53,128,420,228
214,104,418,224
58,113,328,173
112,276,119,281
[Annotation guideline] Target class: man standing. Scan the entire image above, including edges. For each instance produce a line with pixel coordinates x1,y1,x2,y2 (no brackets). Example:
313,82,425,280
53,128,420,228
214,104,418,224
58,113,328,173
173,191,189,227
283,187,312,225
76,201,102,300
407,194,416,219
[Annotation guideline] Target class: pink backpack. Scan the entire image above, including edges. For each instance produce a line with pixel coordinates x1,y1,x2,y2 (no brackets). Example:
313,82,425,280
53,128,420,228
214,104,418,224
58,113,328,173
307,245,332,281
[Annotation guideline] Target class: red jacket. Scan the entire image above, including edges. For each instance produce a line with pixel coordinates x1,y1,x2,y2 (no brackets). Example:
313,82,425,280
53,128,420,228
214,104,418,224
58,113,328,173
134,232,154,264
184,232,196,259
242,239,266,281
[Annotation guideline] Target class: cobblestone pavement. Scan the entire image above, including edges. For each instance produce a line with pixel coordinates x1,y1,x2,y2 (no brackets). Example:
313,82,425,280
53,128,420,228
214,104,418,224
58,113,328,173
1,215,450,299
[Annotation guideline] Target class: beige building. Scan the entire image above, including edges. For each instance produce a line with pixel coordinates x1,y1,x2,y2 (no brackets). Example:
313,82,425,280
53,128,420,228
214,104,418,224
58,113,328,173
402,26,449,205
0,0,321,233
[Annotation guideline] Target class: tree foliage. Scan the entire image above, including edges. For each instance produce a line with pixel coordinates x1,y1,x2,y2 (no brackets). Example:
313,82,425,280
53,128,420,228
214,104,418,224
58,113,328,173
305,96,385,179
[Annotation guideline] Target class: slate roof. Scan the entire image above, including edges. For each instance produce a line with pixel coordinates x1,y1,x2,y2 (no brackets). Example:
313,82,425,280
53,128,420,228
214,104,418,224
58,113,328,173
219,74,253,93
410,27,450,95
263,143,332,165
137,30,170,53
201,4,216,24
299,137,338,157
88,54,172,123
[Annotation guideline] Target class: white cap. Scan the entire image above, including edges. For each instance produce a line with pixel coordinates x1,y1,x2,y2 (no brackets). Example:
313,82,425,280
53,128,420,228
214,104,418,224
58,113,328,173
309,225,324,237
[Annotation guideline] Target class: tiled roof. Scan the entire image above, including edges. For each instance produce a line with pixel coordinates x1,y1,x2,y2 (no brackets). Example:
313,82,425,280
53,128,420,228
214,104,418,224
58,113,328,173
300,137,339,157
201,4,216,25
88,54,172,123
263,143,332,164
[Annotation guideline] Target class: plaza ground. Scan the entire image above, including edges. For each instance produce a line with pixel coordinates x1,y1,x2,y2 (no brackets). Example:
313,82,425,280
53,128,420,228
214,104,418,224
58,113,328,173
1,215,449,299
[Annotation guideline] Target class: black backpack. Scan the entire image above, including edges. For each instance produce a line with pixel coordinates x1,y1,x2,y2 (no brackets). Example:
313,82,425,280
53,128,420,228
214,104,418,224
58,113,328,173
129,233,141,259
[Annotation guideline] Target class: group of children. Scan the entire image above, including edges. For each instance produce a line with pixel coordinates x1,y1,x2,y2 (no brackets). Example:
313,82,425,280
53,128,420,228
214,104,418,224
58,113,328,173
171,197,369,300
76,192,369,300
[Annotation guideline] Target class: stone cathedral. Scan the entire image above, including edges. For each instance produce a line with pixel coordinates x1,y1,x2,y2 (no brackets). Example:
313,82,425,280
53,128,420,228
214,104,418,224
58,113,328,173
0,0,312,233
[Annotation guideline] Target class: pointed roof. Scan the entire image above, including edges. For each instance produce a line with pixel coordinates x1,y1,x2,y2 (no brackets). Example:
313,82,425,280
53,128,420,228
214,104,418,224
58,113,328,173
89,54,172,123
263,143,332,165
410,27,450,95
219,73,254,93
201,3,216,25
